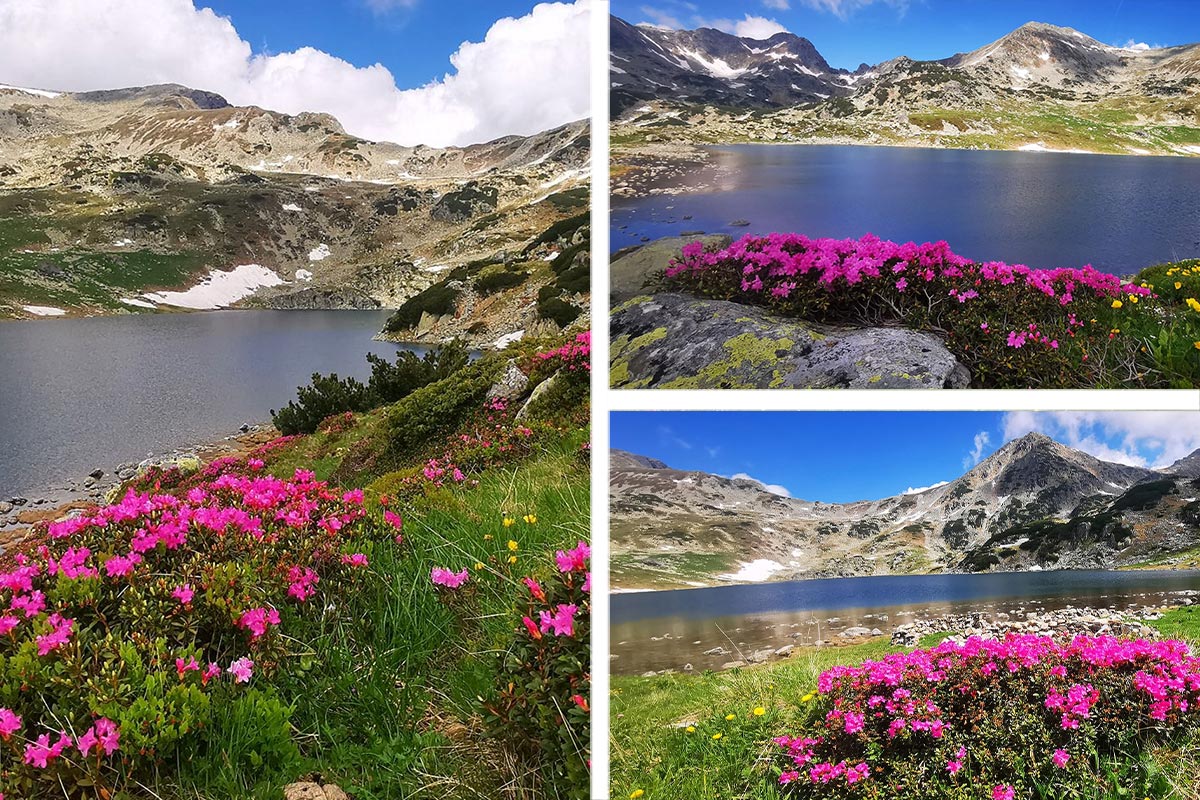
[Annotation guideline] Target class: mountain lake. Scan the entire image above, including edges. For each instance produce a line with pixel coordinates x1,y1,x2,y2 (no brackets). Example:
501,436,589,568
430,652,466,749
611,144,1200,273
0,309,422,501
610,569,1200,675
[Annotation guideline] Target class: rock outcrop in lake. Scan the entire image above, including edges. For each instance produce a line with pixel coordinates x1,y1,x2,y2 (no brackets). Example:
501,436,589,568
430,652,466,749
611,292,970,389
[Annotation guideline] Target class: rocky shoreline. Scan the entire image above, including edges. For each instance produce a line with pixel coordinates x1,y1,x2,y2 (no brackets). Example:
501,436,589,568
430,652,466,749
0,423,280,546
624,599,1197,678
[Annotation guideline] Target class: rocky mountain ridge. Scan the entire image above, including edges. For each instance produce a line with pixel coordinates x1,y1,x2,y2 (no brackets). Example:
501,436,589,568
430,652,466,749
611,16,1200,160
610,433,1200,589
0,81,590,342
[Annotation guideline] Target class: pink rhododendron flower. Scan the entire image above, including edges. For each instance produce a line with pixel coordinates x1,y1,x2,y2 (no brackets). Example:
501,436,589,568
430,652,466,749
24,732,71,767
228,657,254,683
11,590,45,618
93,718,120,755
237,607,281,639
993,786,1015,800
341,553,368,567
36,614,74,656
555,541,590,573
539,603,577,637
0,708,21,739
172,584,194,604
1052,748,1070,768
431,567,469,588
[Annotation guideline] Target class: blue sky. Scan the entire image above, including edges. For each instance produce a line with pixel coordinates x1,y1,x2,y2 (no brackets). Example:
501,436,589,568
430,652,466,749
0,0,589,147
204,0,549,88
615,0,1199,70
610,411,1200,503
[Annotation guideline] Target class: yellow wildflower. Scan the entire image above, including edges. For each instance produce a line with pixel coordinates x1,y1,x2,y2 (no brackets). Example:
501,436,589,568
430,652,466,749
685,725,695,733
484,534,493,541
801,693,815,703
1111,299,1123,309
1188,298,1200,313
507,555,518,564
712,733,722,741
1194,341,1200,350
753,707,766,716
1177,282,1183,290
507,539,519,551
725,714,735,721
523,513,538,524
1128,295,1138,303
474,562,484,570
502,517,515,528
630,791,644,800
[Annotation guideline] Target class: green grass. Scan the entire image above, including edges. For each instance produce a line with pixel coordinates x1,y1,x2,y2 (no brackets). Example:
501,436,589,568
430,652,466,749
164,392,590,799
610,640,895,800
613,610,1200,800
0,248,206,314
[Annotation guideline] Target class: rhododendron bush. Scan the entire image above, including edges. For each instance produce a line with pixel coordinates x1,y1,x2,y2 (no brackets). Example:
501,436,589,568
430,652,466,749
667,234,1200,388
486,541,591,799
0,459,389,796
773,634,1200,798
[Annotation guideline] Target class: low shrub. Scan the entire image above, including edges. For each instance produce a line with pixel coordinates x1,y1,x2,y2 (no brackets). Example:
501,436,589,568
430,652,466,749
538,295,582,328
667,233,1200,388
385,356,504,459
272,343,469,435
474,269,529,295
486,541,591,798
383,282,461,332
772,634,1200,798
0,460,394,797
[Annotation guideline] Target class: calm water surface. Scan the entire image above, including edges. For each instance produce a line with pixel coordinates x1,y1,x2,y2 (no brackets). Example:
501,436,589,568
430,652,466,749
0,310,419,498
612,145,1200,272
611,570,1200,674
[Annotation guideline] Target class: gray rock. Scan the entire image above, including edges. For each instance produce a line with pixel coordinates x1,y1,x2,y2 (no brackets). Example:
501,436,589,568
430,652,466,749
88,469,104,479
774,645,795,657
702,646,729,656
609,234,731,304
486,361,530,401
839,626,875,638
8,498,26,507
611,293,971,390
720,660,747,670
515,371,561,420
0,502,10,514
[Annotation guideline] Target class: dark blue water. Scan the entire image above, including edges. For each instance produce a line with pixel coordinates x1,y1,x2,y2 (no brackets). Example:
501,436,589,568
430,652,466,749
0,310,420,498
611,569,1200,674
611,145,1200,272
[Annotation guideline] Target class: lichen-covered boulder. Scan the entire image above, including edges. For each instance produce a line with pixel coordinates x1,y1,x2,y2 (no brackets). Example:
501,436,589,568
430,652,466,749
609,234,732,304
610,293,971,389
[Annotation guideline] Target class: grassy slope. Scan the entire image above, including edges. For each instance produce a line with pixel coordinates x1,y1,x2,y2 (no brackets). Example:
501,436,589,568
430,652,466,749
152,365,590,798
611,612,1200,799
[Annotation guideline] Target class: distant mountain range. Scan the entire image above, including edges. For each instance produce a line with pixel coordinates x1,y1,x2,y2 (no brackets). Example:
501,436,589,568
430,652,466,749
0,82,589,338
610,16,1200,157
610,433,1200,589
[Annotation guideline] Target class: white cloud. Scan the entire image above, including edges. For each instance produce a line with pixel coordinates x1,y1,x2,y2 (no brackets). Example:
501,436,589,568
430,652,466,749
964,430,991,468
763,0,791,9
1001,411,1200,470
730,472,792,497
795,0,909,20
903,480,948,495
0,0,590,148
1121,39,1156,52
700,14,790,39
